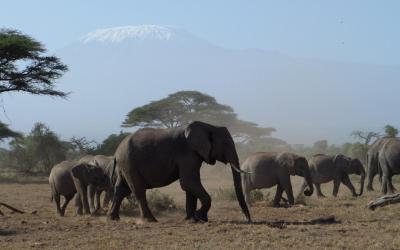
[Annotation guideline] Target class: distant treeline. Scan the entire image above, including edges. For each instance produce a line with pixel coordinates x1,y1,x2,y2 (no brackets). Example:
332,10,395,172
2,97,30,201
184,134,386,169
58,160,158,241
1,91,397,175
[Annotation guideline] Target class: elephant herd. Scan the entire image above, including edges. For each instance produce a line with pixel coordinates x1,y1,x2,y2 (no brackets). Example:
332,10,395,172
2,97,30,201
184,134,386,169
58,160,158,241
48,121,399,223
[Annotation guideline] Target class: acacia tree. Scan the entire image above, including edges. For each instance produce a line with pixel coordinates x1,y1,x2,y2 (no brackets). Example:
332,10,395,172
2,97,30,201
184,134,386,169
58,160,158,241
384,125,398,138
0,29,68,138
122,91,275,141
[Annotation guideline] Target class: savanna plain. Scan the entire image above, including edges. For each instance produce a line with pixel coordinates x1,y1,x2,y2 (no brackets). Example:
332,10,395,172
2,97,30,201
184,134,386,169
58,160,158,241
1,166,399,250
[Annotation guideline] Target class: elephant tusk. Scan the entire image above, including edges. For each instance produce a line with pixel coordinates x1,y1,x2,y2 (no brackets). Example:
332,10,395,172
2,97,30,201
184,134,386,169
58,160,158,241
231,164,253,175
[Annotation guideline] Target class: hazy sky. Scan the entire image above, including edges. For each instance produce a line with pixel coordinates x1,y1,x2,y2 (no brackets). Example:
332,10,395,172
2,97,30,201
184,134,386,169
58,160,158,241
1,1,399,145
1,0,399,65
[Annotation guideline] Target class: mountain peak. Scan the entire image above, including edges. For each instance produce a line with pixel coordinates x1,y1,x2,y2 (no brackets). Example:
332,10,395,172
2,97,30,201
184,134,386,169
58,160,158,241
82,25,181,43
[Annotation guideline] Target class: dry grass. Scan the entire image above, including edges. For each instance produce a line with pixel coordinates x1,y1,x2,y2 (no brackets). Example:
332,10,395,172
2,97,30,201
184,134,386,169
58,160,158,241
1,166,400,249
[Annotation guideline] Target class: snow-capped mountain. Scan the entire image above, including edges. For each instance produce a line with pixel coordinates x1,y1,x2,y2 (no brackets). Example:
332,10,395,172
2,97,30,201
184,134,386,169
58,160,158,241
4,25,400,144
82,25,185,43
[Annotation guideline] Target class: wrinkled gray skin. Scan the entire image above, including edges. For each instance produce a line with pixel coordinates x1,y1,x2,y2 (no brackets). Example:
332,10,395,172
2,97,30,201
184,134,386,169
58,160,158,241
78,155,115,213
49,160,109,216
241,152,314,207
108,121,251,223
366,138,394,191
378,139,400,194
302,154,365,198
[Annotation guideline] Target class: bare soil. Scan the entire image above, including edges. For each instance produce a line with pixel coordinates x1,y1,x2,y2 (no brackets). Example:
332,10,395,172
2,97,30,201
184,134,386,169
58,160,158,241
1,167,399,249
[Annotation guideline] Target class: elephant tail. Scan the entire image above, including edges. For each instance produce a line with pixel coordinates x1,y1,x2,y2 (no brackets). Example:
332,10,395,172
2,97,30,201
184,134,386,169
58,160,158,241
110,158,117,184
50,194,53,203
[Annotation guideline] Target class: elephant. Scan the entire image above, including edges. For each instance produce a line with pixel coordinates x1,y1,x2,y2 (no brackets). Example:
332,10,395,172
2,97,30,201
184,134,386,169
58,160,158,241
241,152,314,207
366,138,394,191
49,160,109,216
300,154,365,198
78,155,115,213
378,139,400,194
108,121,251,223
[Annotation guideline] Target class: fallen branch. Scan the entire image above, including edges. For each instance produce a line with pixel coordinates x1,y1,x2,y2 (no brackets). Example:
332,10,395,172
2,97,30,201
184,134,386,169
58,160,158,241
252,215,340,229
367,193,400,210
0,202,25,215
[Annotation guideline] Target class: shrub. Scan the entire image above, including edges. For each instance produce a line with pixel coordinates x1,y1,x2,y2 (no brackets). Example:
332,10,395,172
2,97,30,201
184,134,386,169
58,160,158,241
212,188,265,203
122,190,176,212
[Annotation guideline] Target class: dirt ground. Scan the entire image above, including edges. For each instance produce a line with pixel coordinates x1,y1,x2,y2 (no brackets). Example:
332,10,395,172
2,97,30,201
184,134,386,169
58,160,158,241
1,167,400,250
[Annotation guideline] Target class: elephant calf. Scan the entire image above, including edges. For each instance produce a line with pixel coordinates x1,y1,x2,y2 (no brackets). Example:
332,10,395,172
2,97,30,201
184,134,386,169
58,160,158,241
299,154,365,198
241,152,314,207
78,155,115,213
49,160,109,216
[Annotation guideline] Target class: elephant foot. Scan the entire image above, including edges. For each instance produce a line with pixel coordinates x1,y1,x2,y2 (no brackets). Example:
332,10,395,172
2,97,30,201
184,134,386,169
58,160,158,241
194,211,208,223
108,213,120,221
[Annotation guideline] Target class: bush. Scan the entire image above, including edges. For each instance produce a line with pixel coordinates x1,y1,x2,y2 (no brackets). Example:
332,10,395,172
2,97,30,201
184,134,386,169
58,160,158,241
212,188,265,203
122,190,176,212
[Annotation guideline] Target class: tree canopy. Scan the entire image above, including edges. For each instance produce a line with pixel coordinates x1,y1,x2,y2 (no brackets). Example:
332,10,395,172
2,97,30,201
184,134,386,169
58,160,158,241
122,90,275,141
384,124,398,138
0,29,68,97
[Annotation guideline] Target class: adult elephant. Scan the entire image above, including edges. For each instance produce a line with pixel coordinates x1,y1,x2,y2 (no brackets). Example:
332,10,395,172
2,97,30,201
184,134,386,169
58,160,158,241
366,138,393,191
108,121,251,223
301,154,365,198
49,160,109,216
378,139,400,194
78,155,115,213
241,152,314,207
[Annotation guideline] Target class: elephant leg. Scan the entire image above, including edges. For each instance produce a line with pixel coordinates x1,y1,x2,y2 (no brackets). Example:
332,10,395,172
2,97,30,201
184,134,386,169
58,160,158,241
283,185,294,206
60,194,74,216
332,175,341,197
387,175,396,194
74,193,83,216
109,177,131,221
273,185,284,207
102,190,112,209
80,185,90,214
381,175,389,194
243,183,252,207
341,175,357,197
279,175,294,206
315,183,325,197
94,190,102,213
88,184,96,214
180,167,211,222
53,192,62,216
184,192,197,220
134,188,158,223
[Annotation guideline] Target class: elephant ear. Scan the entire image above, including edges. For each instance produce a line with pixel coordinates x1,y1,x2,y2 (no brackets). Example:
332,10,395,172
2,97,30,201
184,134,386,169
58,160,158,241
71,164,90,183
185,121,212,164
276,152,296,176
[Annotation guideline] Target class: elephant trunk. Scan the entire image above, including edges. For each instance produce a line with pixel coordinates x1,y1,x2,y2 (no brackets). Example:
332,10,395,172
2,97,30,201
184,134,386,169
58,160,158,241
228,153,251,223
302,166,314,196
359,171,365,196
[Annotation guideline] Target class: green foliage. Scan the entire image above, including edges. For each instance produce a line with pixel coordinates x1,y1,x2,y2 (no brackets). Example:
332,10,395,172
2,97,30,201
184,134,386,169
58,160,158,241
122,191,176,212
0,122,21,140
3,122,67,174
122,90,275,141
94,131,129,155
0,29,68,97
384,124,398,138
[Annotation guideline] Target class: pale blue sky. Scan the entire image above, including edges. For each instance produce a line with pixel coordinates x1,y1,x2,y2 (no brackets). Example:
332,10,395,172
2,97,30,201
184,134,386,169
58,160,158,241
1,1,400,144
1,0,399,65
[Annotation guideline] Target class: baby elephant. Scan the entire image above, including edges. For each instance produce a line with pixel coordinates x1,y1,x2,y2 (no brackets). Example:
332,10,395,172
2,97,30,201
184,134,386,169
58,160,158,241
49,160,109,216
241,152,314,207
298,154,365,198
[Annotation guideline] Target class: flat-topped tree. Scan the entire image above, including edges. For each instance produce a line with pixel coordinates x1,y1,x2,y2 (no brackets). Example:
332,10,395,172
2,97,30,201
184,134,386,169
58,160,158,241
0,29,68,96
122,90,275,141
0,29,68,140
